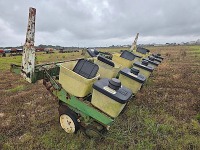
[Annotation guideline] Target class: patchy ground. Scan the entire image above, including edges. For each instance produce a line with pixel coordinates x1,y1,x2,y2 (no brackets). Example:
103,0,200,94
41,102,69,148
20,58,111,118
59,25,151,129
0,46,200,150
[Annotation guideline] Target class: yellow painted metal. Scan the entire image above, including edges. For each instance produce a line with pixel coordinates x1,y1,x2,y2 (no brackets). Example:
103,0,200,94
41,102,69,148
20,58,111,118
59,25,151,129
91,89,126,118
59,61,100,97
119,74,143,94
94,59,121,79
133,65,152,79
133,56,142,62
112,53,136,69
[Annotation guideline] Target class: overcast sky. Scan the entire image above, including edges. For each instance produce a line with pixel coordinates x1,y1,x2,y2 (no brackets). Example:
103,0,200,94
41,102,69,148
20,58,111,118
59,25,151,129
0,0,200,47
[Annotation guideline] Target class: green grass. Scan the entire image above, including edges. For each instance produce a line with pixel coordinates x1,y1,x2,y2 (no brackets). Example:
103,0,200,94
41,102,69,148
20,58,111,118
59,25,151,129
0,56,21,71
0,51,82,71
5,85,26,93
35,51,82,64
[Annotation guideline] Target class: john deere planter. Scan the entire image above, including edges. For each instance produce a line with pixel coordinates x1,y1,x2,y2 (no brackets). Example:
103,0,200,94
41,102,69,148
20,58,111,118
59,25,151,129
10,7,165,138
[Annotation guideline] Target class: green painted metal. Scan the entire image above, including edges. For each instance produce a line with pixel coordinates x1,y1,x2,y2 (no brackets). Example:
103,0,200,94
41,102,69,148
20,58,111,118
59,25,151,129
52,88,113,126
10,63,60,83
11,58,114,127
43,67,114,126
67,96,113,126
32,65,60,83
10,58,82,83
53,89,67,102
10,64,21,75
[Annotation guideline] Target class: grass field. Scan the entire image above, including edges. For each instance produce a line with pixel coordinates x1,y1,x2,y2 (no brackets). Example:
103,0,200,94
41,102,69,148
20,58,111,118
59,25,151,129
0,46,200,149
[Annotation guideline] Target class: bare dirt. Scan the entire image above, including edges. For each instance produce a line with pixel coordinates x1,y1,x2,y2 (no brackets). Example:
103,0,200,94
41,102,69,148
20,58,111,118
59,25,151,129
0,71,58,149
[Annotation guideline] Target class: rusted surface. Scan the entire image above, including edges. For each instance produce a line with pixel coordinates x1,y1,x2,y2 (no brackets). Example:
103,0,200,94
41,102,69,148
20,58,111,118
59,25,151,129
130,33,139,51
21,7,36,83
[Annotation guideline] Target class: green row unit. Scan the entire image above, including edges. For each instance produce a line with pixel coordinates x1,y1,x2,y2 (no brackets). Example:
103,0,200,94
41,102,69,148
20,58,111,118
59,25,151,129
53,88,114,128
42,66,115,129
43,68,132,129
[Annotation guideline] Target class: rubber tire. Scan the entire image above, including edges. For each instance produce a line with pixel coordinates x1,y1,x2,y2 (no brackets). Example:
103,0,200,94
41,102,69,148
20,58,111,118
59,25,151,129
58,104,80,134
58,103,69,116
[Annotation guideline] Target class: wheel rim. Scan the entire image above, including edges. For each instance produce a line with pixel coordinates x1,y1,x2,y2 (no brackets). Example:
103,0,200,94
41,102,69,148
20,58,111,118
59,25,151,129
60,114,76,133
